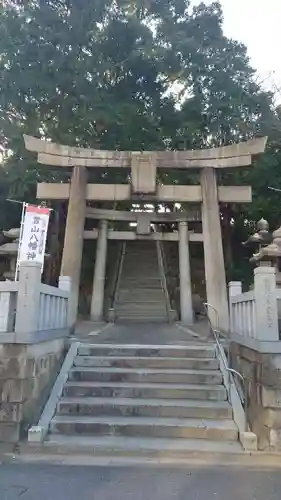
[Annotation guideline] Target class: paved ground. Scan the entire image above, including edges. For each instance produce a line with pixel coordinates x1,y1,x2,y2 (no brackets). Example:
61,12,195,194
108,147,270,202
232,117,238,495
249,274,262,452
1,463,281,499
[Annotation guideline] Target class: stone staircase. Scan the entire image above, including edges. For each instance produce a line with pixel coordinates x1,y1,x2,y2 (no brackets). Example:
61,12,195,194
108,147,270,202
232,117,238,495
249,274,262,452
114,241,169,323
43,342,242,457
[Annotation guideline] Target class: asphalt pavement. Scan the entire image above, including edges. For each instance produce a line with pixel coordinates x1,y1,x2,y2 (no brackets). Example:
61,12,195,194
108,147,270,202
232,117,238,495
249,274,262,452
1,463,281,500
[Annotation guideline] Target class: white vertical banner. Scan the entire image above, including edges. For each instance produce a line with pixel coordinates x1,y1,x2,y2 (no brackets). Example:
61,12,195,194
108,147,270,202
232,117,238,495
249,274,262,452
16,205,50,278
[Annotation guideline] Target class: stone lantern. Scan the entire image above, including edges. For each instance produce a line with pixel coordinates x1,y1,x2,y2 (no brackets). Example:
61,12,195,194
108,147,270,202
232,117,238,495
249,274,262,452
0,228,20,280
243,218,272,266
0,227,50,280
255,226,281,286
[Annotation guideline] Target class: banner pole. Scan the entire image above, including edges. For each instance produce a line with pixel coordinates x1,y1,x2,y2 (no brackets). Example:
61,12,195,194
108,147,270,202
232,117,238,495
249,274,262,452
15,202,27,281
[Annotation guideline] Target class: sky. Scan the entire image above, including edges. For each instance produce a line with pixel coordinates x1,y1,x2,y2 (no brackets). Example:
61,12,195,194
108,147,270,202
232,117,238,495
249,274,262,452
198,0,281,100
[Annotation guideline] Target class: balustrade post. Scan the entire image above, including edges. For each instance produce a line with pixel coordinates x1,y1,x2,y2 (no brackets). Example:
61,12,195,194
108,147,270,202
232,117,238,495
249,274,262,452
0,290,16,332
15,261,41,337
59,276,72,328
254,266,279,341
228,281,242,333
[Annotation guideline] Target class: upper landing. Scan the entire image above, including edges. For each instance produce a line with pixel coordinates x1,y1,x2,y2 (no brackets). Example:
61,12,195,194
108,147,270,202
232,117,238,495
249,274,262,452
24,135,267,170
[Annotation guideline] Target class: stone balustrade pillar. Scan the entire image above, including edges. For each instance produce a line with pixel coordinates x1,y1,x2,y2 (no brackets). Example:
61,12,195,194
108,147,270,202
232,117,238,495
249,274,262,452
15,261,41,336
90,220,108,321
59,276,72,328
60,166,87,327
228,281,242,333
254,266,279,341
178,221,193,324
228,281,242,298
0,288,17,333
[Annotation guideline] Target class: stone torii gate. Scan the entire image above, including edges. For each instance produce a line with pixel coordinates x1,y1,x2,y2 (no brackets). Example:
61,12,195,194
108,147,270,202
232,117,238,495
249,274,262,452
23,135,267,330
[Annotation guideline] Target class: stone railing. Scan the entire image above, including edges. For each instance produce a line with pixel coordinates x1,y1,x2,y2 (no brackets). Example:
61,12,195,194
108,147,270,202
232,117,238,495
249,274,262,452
0,281,18,333
229,266,279,344
229,288,256,339
0,262,72,341
38,283,69,331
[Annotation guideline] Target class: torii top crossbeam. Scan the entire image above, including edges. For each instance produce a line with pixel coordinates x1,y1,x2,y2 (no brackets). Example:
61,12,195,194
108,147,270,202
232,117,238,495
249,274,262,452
24,135,267,169
24,135,267,198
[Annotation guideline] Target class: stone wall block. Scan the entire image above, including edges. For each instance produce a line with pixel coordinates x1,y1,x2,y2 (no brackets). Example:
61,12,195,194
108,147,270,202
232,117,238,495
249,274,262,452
0,423,20,443
0,402,23,422
262,387,281,407
0,355,36,380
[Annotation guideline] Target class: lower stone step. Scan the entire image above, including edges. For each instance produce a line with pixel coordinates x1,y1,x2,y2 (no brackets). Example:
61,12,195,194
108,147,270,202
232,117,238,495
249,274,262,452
57,397,232,419
68,367,223,385
42,434,243,457
50,415,238,441
63,382,227,400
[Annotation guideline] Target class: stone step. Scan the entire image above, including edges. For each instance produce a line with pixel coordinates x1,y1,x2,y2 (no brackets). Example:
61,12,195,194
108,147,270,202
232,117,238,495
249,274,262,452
117,294,166,302
116,316,169,323
115,303,167,311
122,270,159,276
73,356,219,370
115,310,168,317
63,381,227,400
120,278,162,285
77,343,216,358
44,434,243,457
115,309,168,317
119,285,163,291
122,262,159,268
50,415,238,441
124,262,158,265
118,291,163,297
116,298,166,304
121,274,160,278
125,251,157,256
121,274,159,279
119,286,163,292
68,367,222,384
57,397,232,419
117,286,163,297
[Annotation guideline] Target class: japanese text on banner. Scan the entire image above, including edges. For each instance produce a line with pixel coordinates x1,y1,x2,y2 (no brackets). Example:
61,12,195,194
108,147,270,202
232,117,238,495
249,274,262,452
19,205,50,268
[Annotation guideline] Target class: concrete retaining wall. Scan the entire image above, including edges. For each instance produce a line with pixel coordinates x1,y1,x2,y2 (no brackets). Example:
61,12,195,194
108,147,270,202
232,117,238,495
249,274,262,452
0,338,66,443
230,341,281,451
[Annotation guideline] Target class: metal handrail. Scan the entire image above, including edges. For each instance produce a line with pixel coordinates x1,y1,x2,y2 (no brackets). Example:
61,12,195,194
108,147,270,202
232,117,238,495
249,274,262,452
111,241,126,311
204,302,248,431
204,302,244,383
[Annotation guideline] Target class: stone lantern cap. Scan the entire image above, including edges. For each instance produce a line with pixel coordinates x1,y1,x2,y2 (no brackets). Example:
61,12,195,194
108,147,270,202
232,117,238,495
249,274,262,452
252,225,281,261
3,228,20,240
0,242,18,255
